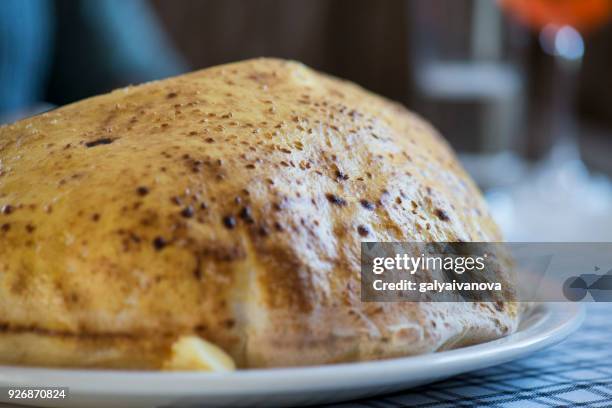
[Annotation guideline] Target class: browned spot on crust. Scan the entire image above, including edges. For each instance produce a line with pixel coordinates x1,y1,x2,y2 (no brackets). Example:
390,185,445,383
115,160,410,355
85,138,114,148
434,208,450,222
325,193,347,207
152,236,168,251
357,225,369,237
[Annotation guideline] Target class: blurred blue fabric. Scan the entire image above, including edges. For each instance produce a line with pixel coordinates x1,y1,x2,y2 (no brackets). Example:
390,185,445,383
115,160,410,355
0,0,53,116
0,0,187,121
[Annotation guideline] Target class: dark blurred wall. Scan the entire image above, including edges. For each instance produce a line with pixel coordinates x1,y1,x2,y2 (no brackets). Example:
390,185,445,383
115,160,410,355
579,22,612,126
150,0,412,104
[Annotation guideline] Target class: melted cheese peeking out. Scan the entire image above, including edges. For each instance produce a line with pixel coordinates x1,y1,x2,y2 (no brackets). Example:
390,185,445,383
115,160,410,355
163,336,236,371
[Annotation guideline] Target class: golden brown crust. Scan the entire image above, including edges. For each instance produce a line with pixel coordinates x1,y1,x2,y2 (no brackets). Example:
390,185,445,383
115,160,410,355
0,58,517,369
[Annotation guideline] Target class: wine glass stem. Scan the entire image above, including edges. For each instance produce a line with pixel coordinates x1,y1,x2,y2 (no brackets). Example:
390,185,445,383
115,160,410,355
548,32,583,159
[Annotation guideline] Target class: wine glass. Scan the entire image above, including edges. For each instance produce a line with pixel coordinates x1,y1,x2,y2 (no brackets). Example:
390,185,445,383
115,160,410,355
488,0,612,241
499,0,612,157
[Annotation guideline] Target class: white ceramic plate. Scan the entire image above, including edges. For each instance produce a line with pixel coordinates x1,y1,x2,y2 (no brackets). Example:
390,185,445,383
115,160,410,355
0,302,584,408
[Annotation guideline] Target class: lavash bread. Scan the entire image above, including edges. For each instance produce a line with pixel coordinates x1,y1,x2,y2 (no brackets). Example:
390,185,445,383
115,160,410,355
0,58,518,369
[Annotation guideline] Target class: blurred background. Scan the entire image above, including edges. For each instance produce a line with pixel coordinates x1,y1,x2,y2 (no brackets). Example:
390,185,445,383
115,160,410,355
1,0,611,241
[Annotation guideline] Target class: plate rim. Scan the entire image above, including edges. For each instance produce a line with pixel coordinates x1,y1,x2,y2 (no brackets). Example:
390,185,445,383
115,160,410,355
0,302,585,396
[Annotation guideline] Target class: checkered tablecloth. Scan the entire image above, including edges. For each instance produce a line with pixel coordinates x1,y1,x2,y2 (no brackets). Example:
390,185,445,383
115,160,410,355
335,304,610,408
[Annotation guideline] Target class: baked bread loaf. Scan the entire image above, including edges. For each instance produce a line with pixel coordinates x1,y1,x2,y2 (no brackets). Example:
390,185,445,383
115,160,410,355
0,58,518,369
